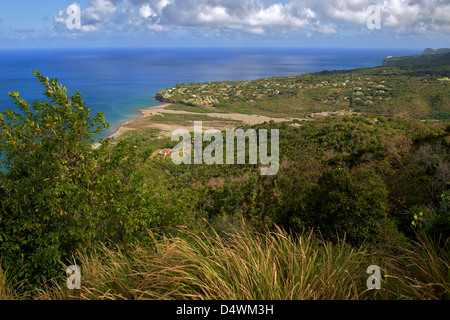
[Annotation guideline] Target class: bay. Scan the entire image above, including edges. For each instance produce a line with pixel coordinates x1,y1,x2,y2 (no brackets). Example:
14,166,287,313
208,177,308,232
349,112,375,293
0,47,419,139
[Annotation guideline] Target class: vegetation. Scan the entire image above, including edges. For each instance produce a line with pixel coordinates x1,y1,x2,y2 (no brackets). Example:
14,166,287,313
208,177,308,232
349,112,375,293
34,223,449,301
0,55,449,299
156,57,449,120
0,71,204,294
382,48,450,67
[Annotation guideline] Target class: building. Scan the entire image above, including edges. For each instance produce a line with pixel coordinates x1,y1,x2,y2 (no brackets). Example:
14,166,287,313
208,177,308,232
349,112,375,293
159,148,172,156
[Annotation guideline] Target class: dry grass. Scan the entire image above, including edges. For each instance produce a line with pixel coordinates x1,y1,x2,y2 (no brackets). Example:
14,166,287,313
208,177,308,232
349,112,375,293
35,223,373,300
382,234,449,300
4,223,448,300
0,263,26,300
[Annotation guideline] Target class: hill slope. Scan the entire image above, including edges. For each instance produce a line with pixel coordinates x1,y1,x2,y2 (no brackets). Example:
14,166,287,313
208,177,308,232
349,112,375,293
156,54,450,120
382,48,450,67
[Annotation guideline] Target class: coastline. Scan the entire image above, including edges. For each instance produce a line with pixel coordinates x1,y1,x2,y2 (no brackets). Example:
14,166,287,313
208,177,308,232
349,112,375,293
91,103,172,149
91,102,307,149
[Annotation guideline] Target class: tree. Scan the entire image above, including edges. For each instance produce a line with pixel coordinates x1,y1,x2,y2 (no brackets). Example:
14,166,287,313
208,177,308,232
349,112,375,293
300,167,390,245
0,71,155,290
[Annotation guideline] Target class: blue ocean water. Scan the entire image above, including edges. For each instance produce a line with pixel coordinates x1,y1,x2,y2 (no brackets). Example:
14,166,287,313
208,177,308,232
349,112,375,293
0,47,419,139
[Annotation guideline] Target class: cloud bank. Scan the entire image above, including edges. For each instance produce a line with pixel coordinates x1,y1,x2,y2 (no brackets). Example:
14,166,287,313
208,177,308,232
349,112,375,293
54,0,450,37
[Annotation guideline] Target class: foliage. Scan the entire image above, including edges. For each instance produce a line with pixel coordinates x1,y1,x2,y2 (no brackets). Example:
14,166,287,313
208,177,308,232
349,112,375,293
1,61,449,298
35,222,372,300
0,71,199,292
156,62,449,120
31,222,449,301
298,167,389,245
416,192,450,239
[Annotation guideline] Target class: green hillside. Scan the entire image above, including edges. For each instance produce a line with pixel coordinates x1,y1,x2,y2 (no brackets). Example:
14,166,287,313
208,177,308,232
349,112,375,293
156,58,450,120
1,57,449,300
382,48,450,67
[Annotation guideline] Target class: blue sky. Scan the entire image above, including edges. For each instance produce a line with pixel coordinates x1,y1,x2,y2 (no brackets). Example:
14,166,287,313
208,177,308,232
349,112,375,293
0,0,449,49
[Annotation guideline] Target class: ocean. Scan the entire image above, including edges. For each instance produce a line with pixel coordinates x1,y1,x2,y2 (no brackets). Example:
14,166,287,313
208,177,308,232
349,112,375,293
0,47,419,139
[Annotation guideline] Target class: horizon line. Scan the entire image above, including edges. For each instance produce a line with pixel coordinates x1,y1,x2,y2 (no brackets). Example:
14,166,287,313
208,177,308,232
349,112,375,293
0,45,428,51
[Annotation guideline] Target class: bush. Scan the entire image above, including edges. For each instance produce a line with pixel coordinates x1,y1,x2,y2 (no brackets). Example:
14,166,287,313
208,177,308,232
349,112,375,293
297,167,390,245
0,71,159,291
421,192,450,239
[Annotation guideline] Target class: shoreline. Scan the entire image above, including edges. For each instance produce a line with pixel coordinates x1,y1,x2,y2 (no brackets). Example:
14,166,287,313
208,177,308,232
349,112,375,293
111,103,173,139
91,103,173,148
91,102,308,149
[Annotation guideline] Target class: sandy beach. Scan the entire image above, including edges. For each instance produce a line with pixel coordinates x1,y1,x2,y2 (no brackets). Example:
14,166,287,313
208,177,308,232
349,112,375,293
92,103,304,148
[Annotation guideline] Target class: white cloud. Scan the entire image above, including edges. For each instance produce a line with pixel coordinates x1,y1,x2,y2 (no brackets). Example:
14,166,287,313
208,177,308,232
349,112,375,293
156,0,171,13
81,24,100,32
54,0,117,32
53,0,450,37
313,0,450,34
82,0,117,29
382,0,423,29
139,4,157,19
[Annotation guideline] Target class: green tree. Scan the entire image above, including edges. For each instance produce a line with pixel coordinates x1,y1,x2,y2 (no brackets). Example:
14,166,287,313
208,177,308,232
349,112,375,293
0,71,156,291
300,167,390,245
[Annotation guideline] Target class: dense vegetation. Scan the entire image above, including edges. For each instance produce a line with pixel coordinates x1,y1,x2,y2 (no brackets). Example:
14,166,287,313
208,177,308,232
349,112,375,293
0,58,449,300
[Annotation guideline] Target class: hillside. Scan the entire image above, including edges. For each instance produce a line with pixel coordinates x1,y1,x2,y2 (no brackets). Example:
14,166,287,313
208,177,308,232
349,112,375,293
156,56,449,120
422,48,450,55
382,48,450,67
1,58,449,300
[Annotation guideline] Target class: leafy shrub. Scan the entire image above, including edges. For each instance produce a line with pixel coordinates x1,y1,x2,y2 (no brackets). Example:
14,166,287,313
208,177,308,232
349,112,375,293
0,72,170,291
297,167,390,245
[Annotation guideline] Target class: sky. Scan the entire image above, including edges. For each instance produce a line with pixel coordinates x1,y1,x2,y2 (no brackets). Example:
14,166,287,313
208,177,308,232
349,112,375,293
0,0,449,49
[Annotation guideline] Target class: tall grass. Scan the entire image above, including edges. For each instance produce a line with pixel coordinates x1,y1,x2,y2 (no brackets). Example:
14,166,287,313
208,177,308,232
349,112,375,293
4,223,448,300
0,264,14,300
37,223,373,300
382,234,449,300
0,262,26,300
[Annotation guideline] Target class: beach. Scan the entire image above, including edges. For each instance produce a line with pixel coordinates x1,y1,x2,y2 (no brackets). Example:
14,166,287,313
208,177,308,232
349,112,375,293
92,103,304,148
